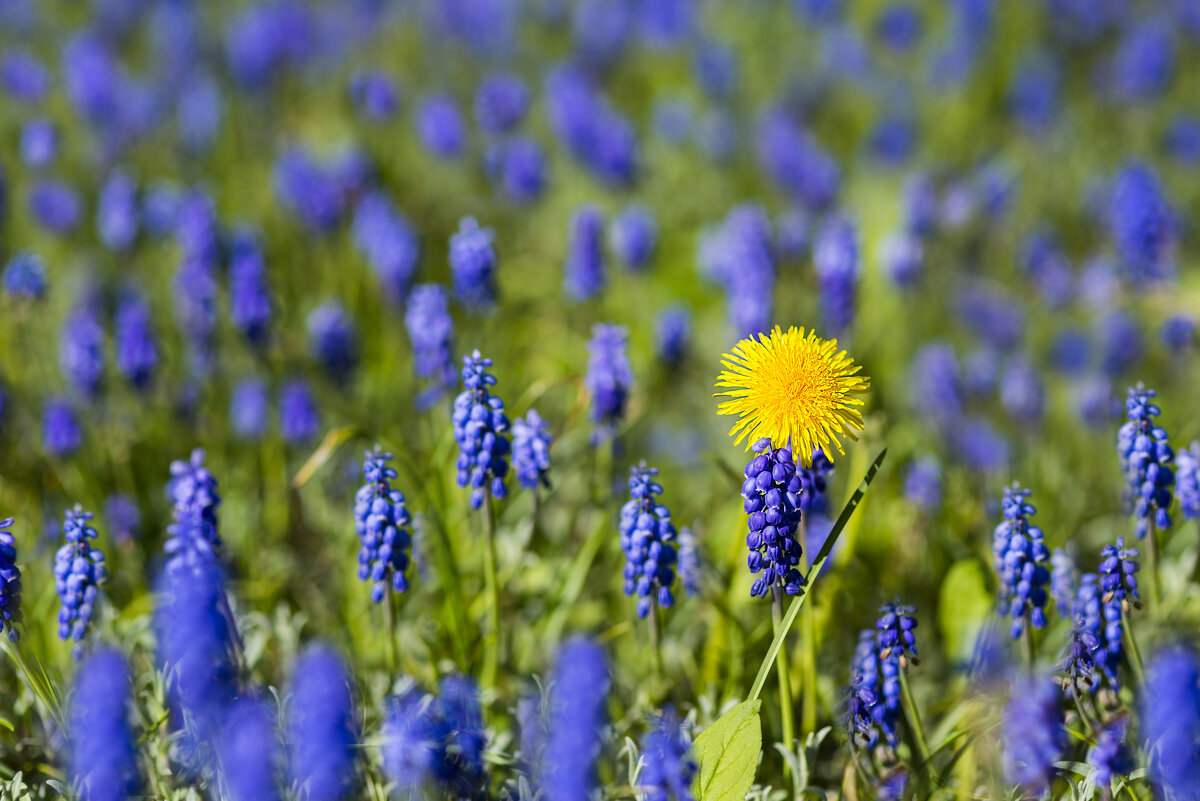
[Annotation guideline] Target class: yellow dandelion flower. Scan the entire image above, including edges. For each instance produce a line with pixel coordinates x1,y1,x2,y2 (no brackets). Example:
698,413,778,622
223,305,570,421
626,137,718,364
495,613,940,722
715,326,869,465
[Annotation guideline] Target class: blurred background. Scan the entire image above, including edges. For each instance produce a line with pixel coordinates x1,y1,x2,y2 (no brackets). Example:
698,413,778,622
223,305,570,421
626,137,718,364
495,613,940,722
0,0,1198,797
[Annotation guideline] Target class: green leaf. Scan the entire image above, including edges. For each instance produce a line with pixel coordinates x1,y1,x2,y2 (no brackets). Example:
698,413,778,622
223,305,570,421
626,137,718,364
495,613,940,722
936,559,994,664
691,700,762,801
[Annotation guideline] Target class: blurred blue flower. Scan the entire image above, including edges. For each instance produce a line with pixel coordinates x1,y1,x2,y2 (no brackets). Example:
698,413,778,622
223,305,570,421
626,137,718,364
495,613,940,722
350,71,399,120
228,229,273,347
610,206,657,272
141,182,181,237
640,710,696,801
677,527,702,598
1165,115,1200,165
1143,646,1200,797
956,283,1023,351
1048,329,1090,376
775,208,810,261
1049,548,1076,617
353,191,420,304
903,457,941,511
586,324,632,444
651,98,692,144
541,638,609,801
274,147,359,233
572,0,634,66
104,495,140,545
226,0,315,88
19,119,57,168
3,252,46,300
882,231,923,287
1111,16,1175,103
545,65,638,186
405,284,457,407
1109,162,1175,285
868,114,916,166
280,380,320,444
875,3,922,52
1,49,48,102
450,217,498,310
902,172,938,237
655,305,690,369
564,206,606,302
1089,718,1134,787
512,410,553,491
417,93,466,159
1099,310,1143,377
474,73,529,135
490,137,548,203
1000,355,1044,425
219,698,282,801
307,301,359,383
700,205,774,336
1019,230,1073,308
30,180,83,234
178,73,223,153
1003,675,1065,793
289,647,357,801
1008,53,1059,134
44,397,83,458
96,172,139,252
114,291,158,390
693,41,738,100
60,304,106,401
69,648,140,801
1177,441,1200,520
231,378,269,441
54,505,107,655
756,109,839,210
1160,315,1196,352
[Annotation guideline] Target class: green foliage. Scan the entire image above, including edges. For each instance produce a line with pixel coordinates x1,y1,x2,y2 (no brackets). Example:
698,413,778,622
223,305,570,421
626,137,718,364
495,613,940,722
691,700,762,801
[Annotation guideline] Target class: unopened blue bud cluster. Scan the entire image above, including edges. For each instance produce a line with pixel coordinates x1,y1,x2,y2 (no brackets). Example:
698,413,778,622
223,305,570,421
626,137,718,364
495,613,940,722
1117,384,1175,539
54,505,107,654
1099,536,1140,609
619,463,678,619
0,518,22,642
452,351,511,509
992,483,1050,639
742,438,806,599
354,448,413,603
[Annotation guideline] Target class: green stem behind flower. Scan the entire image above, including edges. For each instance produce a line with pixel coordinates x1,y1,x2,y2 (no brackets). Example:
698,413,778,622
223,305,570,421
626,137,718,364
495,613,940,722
481,489,501,694
1145,523,1160,615
771,584,796,757
1121,607,1146,688
1021,612,1035,673
383,588,398,678
898,668,932,784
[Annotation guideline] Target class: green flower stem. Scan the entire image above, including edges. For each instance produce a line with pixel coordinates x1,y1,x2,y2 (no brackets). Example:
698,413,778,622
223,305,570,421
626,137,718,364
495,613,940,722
481,488,501,694
771,584,796,755
649,602,664,685
1146,523,1161,615
1021,612,1035,672
749,448,887,703
1121,607,1146,688
799,512,818,735
383,586,398,678
898,668,932,776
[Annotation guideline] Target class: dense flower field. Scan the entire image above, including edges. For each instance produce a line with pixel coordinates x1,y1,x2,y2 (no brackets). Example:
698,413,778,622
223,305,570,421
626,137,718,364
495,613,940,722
0,1,1199,800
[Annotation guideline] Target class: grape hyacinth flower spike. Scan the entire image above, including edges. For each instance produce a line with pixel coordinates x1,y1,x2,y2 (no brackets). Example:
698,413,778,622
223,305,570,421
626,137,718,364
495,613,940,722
640,709,697,801
0,517,22,642
992,483,1051,639
1099,537,1141,611
451,351,511,510
741,438,806,599
353,447,413,602
1117,383,1175,540
618,463,678,619
54,505,107,658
